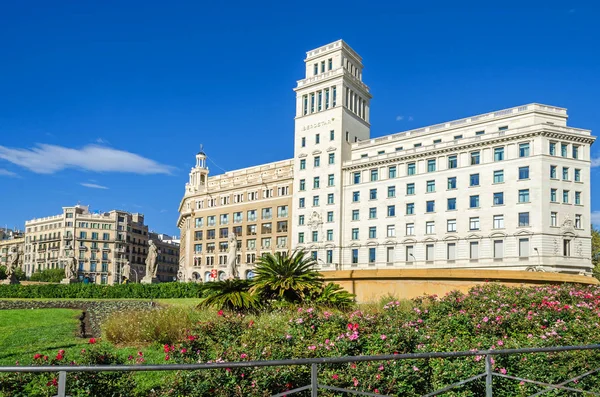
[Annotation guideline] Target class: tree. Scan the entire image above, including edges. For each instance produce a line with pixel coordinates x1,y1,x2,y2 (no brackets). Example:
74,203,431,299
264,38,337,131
198,279,260,311
592,226,600,280
0,266,26,281
310,282,356,309
29,268,65,283
251,250,323,303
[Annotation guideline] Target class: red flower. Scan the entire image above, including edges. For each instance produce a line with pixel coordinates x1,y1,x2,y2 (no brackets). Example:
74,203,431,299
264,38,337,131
46,378,58,387
187,335,196,341
218,310,224,316
248,320,255,328
56,353,64,361
88,338,97,344
165,355,170,361
33,354,42,360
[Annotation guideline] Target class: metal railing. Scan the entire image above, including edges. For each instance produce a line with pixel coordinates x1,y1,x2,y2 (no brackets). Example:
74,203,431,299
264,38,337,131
0,344,599,397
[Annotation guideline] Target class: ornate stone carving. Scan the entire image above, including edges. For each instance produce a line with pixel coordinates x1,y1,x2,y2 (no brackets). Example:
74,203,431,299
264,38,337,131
227,234,239,279
553,239,559,255
307,211,323,231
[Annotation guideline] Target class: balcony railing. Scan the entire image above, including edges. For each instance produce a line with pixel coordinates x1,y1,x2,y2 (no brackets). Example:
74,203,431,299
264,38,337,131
1,344,598,397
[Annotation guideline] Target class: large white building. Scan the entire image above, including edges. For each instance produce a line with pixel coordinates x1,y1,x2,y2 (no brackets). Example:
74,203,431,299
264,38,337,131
180,40,596,277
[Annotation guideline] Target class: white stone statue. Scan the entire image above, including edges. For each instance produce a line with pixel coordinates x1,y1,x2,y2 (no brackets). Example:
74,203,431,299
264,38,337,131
64,253,77,280
145,240,158,279
227,234,239,279
6,247,19,278
122,261,131,282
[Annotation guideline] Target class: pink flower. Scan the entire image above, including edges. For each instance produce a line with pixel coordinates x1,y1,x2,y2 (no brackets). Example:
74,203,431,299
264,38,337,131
241,353,248,359
378,365,384,371
165,355,170,361
499,368,507,375
482,317,489,323
332,374,339,380
181,348,187,354
380,334,387,340
308,345,316,350
353,377,359,387
413,366,420,372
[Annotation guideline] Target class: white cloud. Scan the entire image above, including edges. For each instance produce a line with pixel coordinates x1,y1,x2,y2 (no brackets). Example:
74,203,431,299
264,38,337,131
81,182,109,190
591,158,600,168
0,169,17,177
396,115,414,121
396,115,404,121
592,211,600,228
408,116,414,121
0,144,174,175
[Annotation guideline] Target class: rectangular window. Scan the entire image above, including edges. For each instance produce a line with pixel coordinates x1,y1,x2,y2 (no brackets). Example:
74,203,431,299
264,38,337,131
386,246,394,264
298,233,304,243
195,217,204,228
470,173,479,186
426,244,434,261
369,227,377,239
470,241,479,259
314,156,320,167
370,169,378,181
448,155,457,169
369,207,377,219
573,145,579,159
519,189,530,203
575,191,581,205
564,239,571,256
493,215,504,229
387,185,396,198
406,203,415,215
550,165,557,179
427,159,436,172
298,215,305,225
470,217,480,230
407,183,416,196
327,211,333,222
352,249,359,264
561,144,568,157
353,172,361,184
387,205,396,217
387,225,395,237
388,166,397,178
494,240,504,259
407,162,416,175
426,200,435,213
426,180,435,192
328,174,334,186
494,147,504,161
519,238,530,257
352,210,359,221
575,169,581,182
352,228,359,240
549,142,556,155
575,214,582,229
352,191,360,202
426,221,435,234
550,188,557,202
551,212,557,226
447,219,456,232
326,249,333,264
447,243,456,260
519,166,529,180
301,137,306,147
470,151,480,165
562,190,569,204
313,196,319,206
498,126,508,131
312,231,318,242
370,189,377,200
519,143,530,157
406,246,414,262
562,167,569,181
447,198,456,210
299,179,306,191
447,177,457,190
475,130,485,136
299,159,306,170
299,198,305,208
406,223,414,235
493,192,504,206
327,193,334,204
316,133,320,144
470,195,479,208
494,170,504,183
519,212,530,226
368,248,376,264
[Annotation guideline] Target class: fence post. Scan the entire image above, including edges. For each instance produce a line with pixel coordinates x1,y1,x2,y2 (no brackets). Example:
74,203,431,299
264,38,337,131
311,363,318,397
57,371,67,397
485,354,493,397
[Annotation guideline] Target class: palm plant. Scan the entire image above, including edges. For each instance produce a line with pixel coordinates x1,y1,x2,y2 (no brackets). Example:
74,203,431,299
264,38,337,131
198,279,260,311
251,250,323,303
311,282,356,309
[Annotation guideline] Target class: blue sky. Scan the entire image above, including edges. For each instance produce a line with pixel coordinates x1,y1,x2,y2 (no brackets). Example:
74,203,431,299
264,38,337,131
1,1,599,235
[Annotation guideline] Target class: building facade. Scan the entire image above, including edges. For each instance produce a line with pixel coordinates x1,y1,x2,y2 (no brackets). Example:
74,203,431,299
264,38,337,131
178,40,596,278
23,205,176,283
177,151,293,281
150,232,180,282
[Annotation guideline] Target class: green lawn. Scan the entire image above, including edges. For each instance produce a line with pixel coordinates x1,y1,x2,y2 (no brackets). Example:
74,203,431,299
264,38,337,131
0,309,88,365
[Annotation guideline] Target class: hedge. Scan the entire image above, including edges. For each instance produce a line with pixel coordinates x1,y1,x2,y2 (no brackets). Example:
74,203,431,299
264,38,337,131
0,282,205,299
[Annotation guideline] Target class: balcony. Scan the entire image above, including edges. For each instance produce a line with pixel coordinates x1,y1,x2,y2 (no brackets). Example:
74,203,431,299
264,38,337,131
78,246,88,251
277,227,288,233
102,247,111,252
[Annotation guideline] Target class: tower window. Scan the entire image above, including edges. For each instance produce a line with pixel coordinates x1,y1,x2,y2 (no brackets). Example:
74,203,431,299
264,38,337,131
313,63,318,75
328,58,332,70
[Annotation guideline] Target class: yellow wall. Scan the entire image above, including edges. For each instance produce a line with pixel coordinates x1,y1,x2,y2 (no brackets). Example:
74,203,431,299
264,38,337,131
323,269,599,303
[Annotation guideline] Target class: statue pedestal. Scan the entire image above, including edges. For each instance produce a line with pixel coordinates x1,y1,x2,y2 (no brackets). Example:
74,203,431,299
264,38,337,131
60,278,78,284
0,275,19,285
141,276,159,284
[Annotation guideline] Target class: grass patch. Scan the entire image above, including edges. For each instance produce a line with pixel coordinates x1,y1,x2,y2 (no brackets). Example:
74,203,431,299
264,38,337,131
0,308,87,365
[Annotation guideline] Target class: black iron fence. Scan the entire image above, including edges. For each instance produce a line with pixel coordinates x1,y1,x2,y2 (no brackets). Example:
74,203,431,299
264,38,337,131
1,344,599,397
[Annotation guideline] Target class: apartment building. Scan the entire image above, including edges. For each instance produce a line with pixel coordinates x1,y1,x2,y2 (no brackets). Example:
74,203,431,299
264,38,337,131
23,205,154,284
150,232,180,282
177,151,293,281
0,229,24,271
